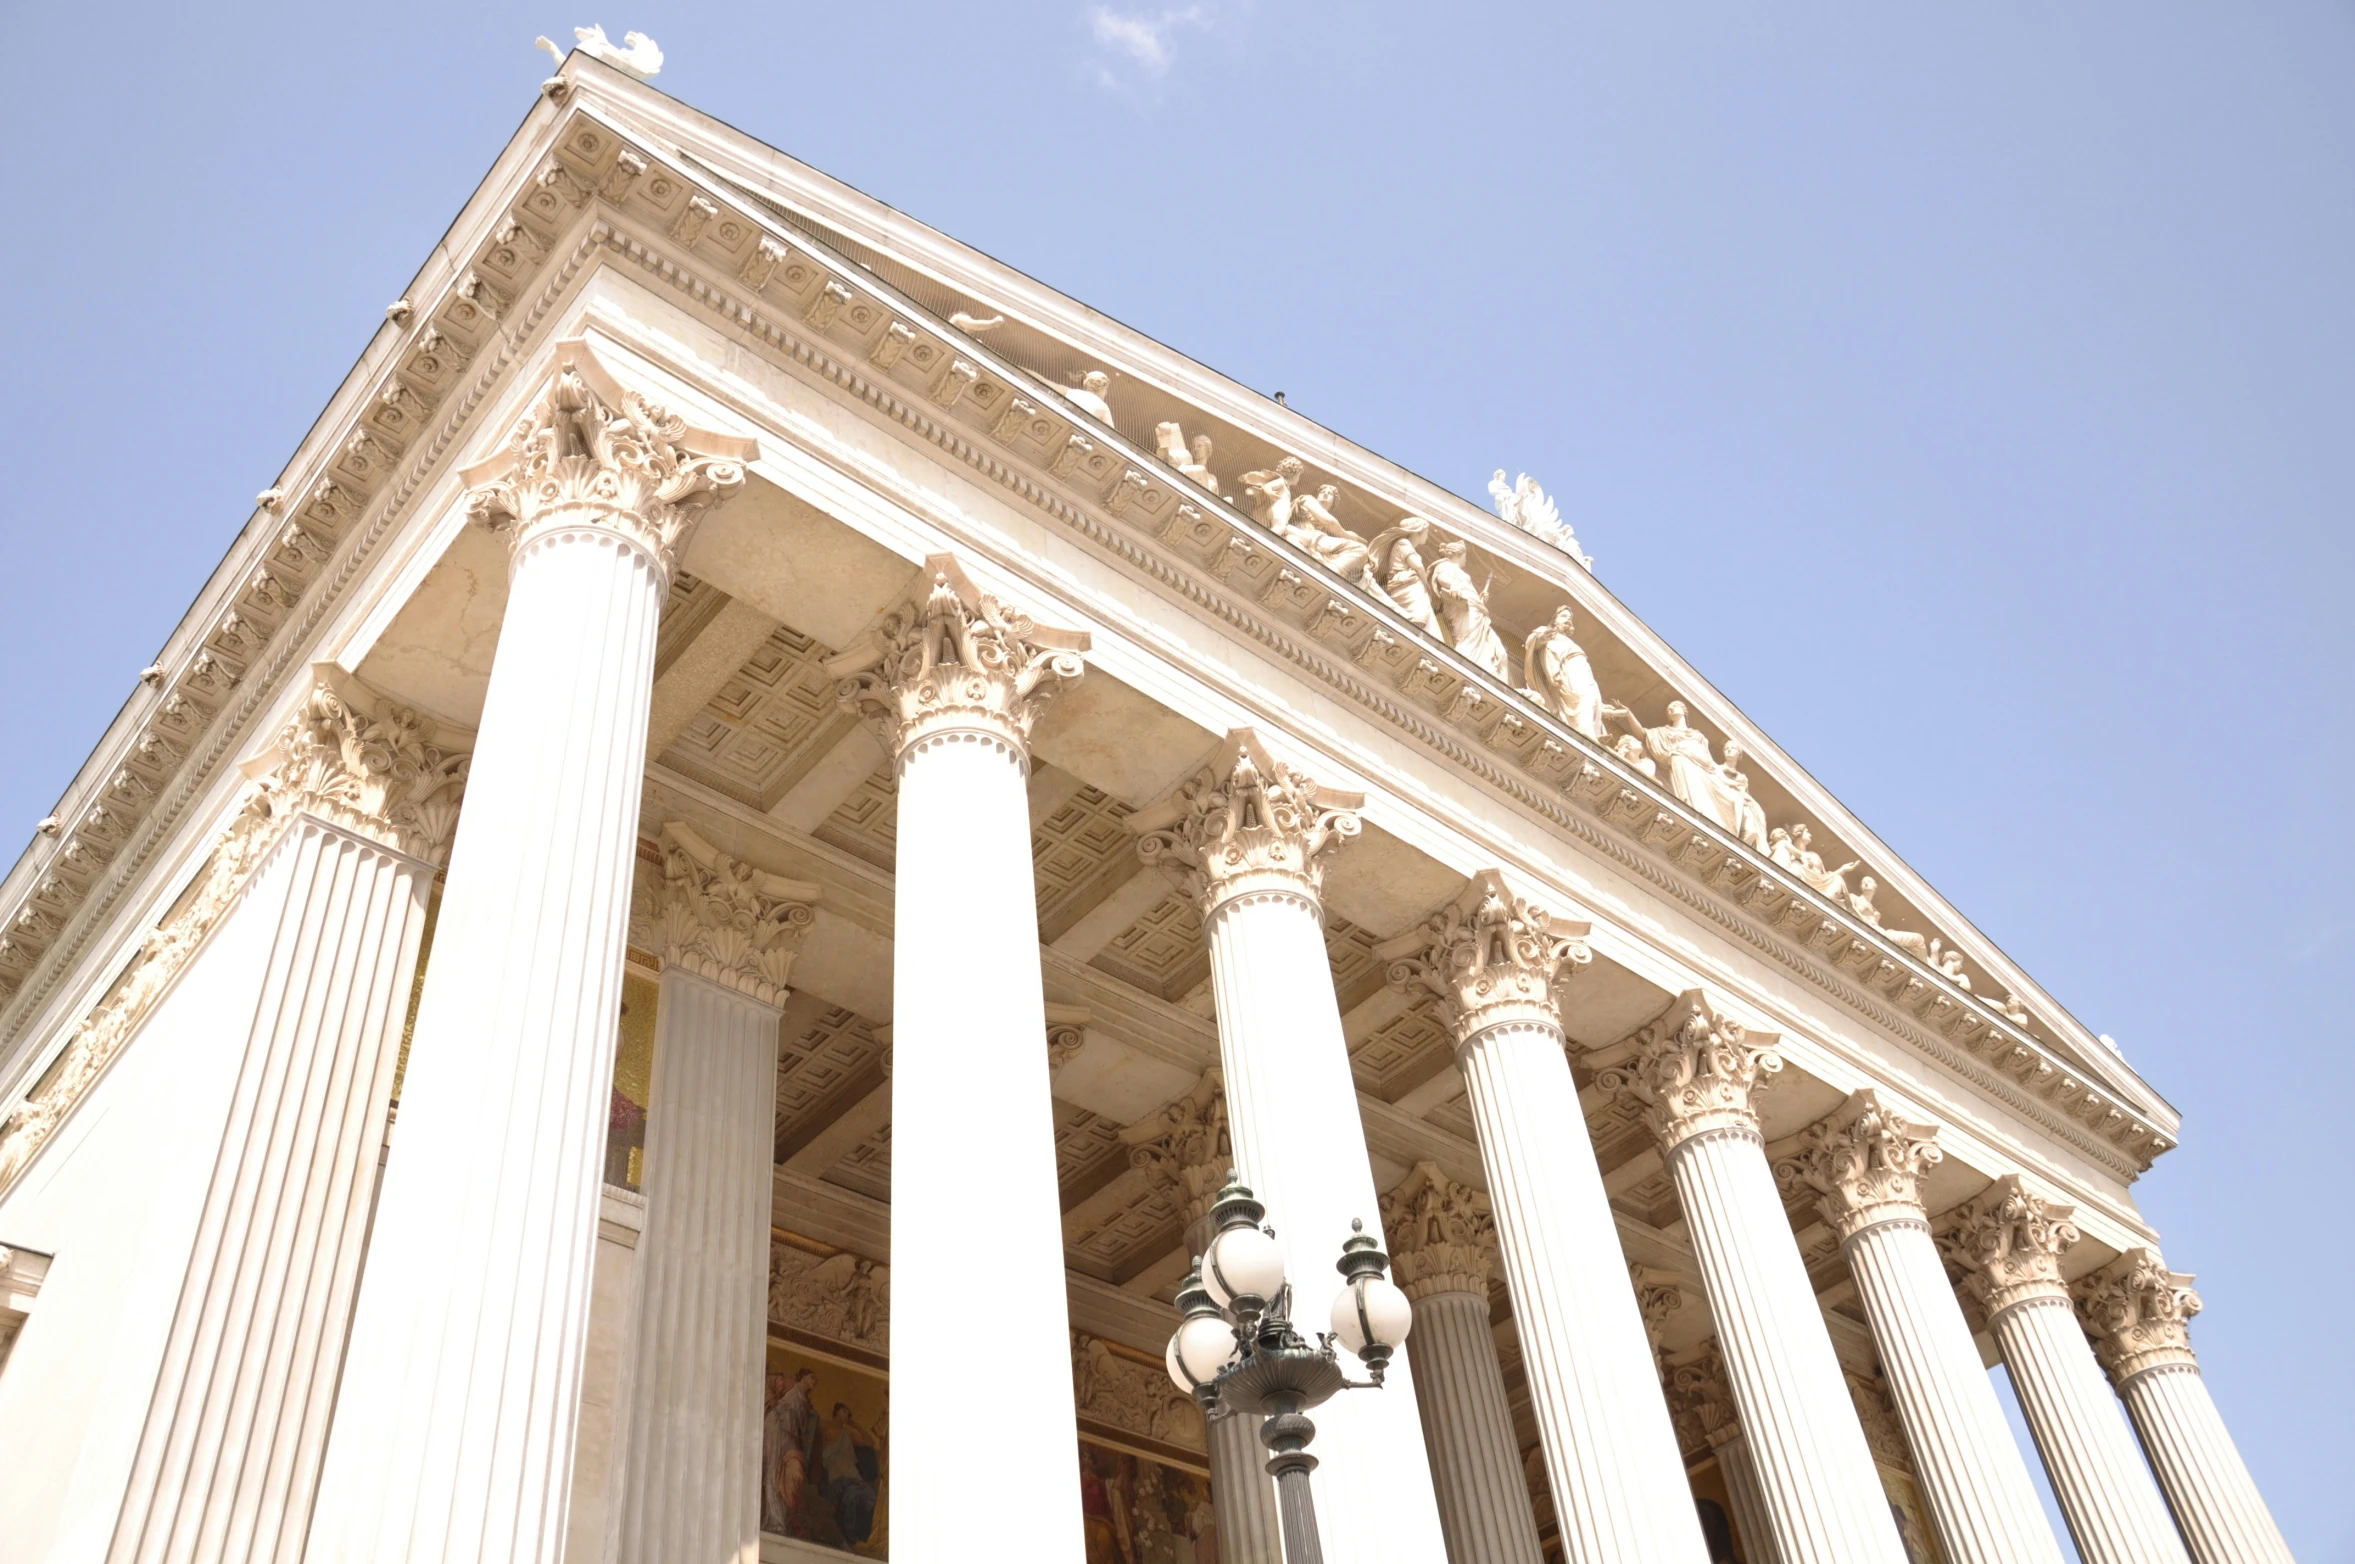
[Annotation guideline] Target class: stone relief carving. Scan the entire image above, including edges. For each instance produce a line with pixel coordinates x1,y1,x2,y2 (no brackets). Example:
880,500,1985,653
1793,1090,1943,1240
1057,369,1114,423
1380,870,1592,1044
1714,745,1770,852
1378,1160,1498,1300
1239,457,1378,589
1522,607,1605,741
1662,1340,1741,1455
462,350,752,580
1071,1333,1206,1453
1595,990,1783,1151
768,1242,889,1353
1365,516,1448,638
1131,732,1363,914
1607,701,1756,844
656,822,820,1007
2074,1248,2201,1384
828,555,1090,759
1429,538,1511,678
0,676,467,1196
1120,1069,1229,1231
1939,1174,2080,1318
1489,469,1592,569
1845,1367,1912,1469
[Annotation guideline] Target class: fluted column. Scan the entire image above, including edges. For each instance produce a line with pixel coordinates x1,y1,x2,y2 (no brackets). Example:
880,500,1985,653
1383,873,1706,1564
1133,731,1449,1564
311,347,752,1564
605,825,819,1564
1124,1072,1283,1564
1596,992,1905,1564
1664,1343,1785,1564
104,680,463,1564
1380,1162,1545,1564
1943,1179,2190,1564
1792,1092,2066,1564
2075,1249,2291,1564
830,555,1089,1564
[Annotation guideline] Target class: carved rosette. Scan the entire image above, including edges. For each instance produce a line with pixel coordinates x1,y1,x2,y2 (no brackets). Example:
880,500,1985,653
1939,1174,2080,1321
1380,869,1593,1046
1119,1070,1230,1232
2074,1247,2202,1386
828,555,1088,763
1378,1160,1498,1301
656,823,820,1008
251,674,470,864
1131,729,1363,917
1663,1341,1743,1456
1794,1089,1944,1242
462,349,751,582
1595,990,1782,1155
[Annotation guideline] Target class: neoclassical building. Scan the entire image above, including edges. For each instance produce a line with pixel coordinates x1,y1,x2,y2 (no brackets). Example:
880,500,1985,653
0,44,2296,1564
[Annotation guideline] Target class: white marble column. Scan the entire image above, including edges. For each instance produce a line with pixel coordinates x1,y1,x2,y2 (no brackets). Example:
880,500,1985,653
605,825,818,1564
2075,1249,2292,1564
1944,1178,2191,1564
310,349,752,1564
1597,992,1906,1564
830,555,1089,1564
1664,1343,1786,1564
104,680,463,1564
1384,874,1708,1564
1125,1073,1283,1564
1793,1092,2066,1564
1380,1162,1545,1564
1133,730,1449,1564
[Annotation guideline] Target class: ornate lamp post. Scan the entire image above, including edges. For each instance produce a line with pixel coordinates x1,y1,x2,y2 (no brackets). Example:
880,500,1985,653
1165,1175,1413,1564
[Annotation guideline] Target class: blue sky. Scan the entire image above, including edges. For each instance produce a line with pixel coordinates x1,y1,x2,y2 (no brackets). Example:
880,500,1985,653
3,3,2347,1556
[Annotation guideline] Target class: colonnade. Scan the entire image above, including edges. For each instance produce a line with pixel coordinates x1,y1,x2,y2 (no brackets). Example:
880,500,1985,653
221,359,2283,1562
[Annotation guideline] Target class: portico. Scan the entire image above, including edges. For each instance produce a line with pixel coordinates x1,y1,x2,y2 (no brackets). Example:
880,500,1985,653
0,47,2293,1564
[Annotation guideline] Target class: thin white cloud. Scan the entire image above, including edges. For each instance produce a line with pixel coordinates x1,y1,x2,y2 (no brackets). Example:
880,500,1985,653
1088,5,1206,82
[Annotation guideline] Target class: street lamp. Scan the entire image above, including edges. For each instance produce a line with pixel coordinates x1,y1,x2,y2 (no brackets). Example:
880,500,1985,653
1165,1173,1413,1564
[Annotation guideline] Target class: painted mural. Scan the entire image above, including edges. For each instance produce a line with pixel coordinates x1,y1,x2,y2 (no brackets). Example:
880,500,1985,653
1078,1440,1218,1564
762,1343,890,1557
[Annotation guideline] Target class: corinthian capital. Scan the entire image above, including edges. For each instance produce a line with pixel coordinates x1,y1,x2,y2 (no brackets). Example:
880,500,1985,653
1130,728,1363,916
1595,990,1782,1153
1378,1161,1497,1301
460,340,755,581
656,823,821,1007
1793,1089,1944,1240
246,667,470,863
1377,869,1592,1045
1663,1340,1742,1456
1939,1174,2080,1319
826,554,1089,762
1119,1070,1230,1232
2074,1247,2202,1385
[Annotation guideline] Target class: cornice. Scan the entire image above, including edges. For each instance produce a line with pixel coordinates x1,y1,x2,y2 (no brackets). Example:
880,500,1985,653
0,95,2173,1184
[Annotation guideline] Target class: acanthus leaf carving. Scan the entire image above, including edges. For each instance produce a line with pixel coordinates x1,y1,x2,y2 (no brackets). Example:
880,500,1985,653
248,670,470,864
1378,868,1592,1045
1938,1173,2080,1320
824,553,1089,761
656,822,820,1008
2073,1247,2201,1385
1793,1088,1944,1240
1129,728,1363,917
1662,1340,1741,1457
1594,989,1782,1153
460,341,754,582
1118,1069,1229,1232
1377,1160,1497,1301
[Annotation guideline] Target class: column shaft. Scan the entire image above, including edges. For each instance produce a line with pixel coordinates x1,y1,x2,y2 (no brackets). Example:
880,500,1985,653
1669,1129,1906,1564
1842,1218,2066,1564
105,817,431,1564
311,525,667,1563
2119,1366,2292,1564
1407,1289,1544,1564
889,727,1083,1561
1459,1021,1706,1564
1991,1297,2190,1564
607,968,782,1564
1715,1433,1785,1564
1209,1411,1283,1564
1204,889,1449,1563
